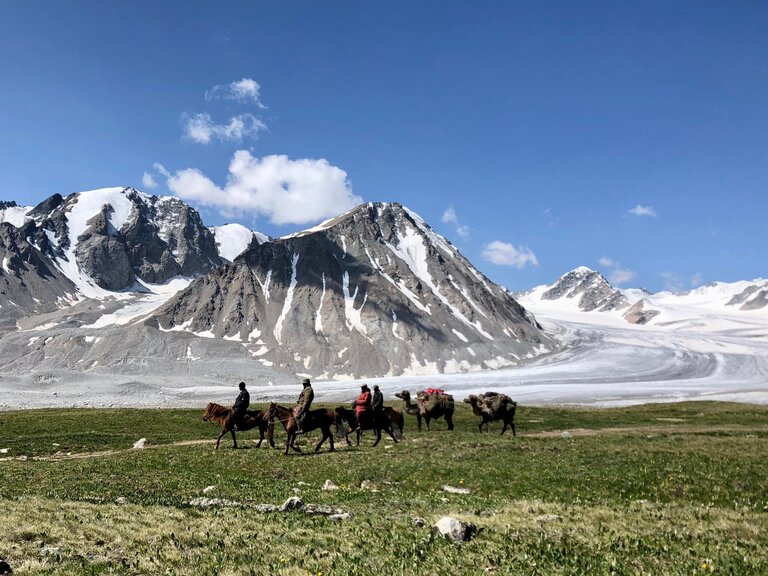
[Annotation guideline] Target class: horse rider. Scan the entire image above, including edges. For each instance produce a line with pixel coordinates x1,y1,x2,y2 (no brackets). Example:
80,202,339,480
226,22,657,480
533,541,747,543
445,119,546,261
293,377,314,433
372,384,384,415
231,381,250,431
354,384,372,431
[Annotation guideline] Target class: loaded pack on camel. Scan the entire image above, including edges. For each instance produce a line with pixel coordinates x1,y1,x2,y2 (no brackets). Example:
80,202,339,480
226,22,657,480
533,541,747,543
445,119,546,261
464,392,517,435
395,389,455,431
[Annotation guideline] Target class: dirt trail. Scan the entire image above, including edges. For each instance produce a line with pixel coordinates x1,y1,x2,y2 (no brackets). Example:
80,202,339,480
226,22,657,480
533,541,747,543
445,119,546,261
2,424,766,462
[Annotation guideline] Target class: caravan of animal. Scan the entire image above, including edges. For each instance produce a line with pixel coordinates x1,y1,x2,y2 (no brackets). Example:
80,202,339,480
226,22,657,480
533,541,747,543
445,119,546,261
203,380,515,454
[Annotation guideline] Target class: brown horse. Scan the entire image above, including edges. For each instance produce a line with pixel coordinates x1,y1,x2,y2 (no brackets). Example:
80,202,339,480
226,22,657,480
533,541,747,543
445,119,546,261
334,407,401,447
202,402,275,450
265,402,336,456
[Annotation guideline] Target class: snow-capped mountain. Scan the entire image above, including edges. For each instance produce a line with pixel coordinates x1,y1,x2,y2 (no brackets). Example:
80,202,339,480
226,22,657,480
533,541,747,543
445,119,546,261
0,187,273,304
515,267,630,313
152,202,553,379
211,223,269,262
518,267,768,327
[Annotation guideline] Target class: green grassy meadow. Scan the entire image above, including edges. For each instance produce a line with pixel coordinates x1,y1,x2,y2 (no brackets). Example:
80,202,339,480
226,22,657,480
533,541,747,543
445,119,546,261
1,401,767,575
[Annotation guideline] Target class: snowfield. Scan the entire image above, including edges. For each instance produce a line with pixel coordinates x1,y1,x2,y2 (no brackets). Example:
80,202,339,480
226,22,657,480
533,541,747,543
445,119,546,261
1,300,766,410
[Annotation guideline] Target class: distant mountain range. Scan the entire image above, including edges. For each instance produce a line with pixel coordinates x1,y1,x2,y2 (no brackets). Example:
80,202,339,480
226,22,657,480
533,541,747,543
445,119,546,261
515,266,768,325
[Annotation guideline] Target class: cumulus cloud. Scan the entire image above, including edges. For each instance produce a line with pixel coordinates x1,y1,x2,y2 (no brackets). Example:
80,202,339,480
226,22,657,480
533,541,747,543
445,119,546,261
482,241,538,269
599,256,637,286
441,206,470,240
205,78,266,107
162,151,362,226
182,112,267,144
142,172,158,189
627,204,657,217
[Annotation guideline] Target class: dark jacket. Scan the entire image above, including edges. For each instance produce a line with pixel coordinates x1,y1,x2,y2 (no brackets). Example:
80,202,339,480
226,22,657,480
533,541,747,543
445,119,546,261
372,389,383,412
233,389,250,416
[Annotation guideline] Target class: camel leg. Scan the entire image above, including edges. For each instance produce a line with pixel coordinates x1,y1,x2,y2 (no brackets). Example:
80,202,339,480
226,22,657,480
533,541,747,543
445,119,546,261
416,413,422,432
215,429,228,450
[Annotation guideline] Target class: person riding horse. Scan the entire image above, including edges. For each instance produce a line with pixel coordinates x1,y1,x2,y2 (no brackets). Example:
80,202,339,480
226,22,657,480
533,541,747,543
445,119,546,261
372,384,383,415
293,377,314,433
354,384,373,431
231,381,249,431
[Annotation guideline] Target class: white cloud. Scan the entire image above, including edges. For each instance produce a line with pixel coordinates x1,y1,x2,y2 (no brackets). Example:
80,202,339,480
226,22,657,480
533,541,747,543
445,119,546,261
660,272,684,292
661,271,704,292
164,151,362,226
599,256,637,286
182,113,267,144
690,272,704,287
142,172,158,189
482,241,538,269
441,206,470,240
205,78,265,107
608,267,637,286
627,204,657,217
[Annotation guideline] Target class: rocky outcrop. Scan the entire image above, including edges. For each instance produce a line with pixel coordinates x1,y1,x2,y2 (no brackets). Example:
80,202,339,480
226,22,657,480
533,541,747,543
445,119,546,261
727,282,768,311
622,299,660,324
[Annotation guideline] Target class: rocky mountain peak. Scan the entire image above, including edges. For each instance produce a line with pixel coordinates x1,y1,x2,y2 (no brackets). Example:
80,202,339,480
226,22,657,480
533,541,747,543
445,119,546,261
541,267,630,312
153,201,552,379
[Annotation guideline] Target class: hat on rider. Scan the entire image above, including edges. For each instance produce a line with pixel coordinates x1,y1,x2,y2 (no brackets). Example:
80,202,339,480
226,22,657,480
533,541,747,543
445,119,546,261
302,377,311,385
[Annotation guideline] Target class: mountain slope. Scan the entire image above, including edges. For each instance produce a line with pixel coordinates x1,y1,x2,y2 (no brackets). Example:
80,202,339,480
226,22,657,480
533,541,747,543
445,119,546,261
152,202,553,378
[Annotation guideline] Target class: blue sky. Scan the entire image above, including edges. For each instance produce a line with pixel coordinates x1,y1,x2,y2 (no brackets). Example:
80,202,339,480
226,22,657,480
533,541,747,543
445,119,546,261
1,1,766,292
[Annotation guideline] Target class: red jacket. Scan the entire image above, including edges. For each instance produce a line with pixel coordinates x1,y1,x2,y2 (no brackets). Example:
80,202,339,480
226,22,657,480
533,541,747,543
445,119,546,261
355,391,372,417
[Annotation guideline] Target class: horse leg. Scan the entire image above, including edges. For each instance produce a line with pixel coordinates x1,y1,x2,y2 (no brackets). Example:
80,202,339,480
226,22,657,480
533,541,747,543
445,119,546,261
327,427,335,452
446,414,454,431
255,424,264,448
267,421,276,448
230,429,238,449
424,415,431,431
215,428,228,450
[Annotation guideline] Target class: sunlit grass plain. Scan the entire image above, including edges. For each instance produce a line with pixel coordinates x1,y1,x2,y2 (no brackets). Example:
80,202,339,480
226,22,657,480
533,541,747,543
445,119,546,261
1,401,766,575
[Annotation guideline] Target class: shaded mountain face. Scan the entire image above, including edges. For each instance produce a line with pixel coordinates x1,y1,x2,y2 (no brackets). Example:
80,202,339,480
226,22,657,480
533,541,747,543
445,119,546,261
540,267,630,312
3,187,224,294
152,202,553,379
0,222,78,329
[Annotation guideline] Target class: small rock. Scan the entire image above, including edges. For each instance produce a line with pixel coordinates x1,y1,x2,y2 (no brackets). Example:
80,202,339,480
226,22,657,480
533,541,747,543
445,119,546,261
115,497,129,505
202,485,216,494
0,448,8,454
189,497,241,507
292,487,302,493
443,485,471,495
360,480,375,490
296,481,310,486
477,510,492,518
328,512,351,521
411,516,426,527
323,480,339,490
560,431,572,439
39,546,62,557
253,504,278,513
432,517,477,542
305,503,346,516
132,438,148,449
280,496,305,512
17,456,28,461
